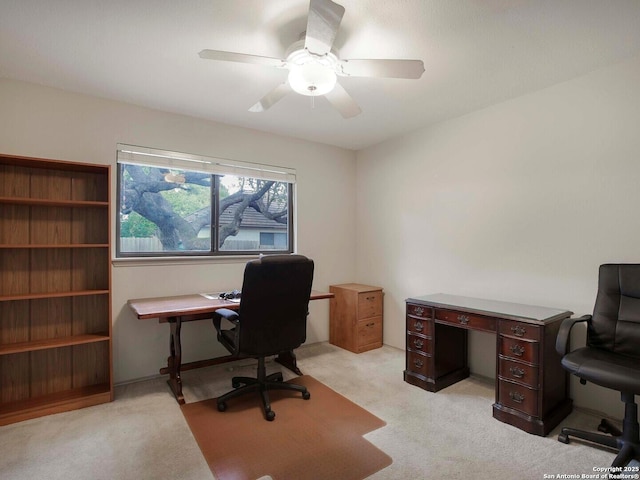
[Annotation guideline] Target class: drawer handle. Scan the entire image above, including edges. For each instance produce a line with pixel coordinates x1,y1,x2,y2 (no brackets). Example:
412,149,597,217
413,358,424,369
511,325,526,337
413,338,424,349
414,306,424,316
509,366,525,379
414,320,424,332
366,296,376,301
509,391,525,403
366,322,375,327
457,314,470,325
509,344,525,357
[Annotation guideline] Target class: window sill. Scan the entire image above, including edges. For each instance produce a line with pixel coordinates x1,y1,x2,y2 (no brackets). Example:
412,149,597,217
112,255,260,267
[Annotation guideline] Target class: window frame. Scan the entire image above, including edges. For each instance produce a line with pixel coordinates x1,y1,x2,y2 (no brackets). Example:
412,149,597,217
115,145,295,259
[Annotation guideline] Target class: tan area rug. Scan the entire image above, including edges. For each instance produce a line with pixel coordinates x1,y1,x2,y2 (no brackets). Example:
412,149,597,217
181,375,392,480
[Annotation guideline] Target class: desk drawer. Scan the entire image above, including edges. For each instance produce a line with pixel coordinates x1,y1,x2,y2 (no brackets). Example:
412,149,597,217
498,379,539,416
407,316,433,336
357,316,382,348
407,303,432,319
499,337,539,364
407,332,431,355
358,291,383,319
406,351,431,378
499,357,539,388
499,320,541,341
435,309,496,333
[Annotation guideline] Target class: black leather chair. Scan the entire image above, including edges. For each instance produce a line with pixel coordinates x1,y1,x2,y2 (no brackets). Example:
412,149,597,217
556,264,640,467
212,254,314,421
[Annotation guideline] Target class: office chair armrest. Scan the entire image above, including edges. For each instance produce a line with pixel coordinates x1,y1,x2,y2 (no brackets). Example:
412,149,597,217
212,308,240,333
555,314,591,356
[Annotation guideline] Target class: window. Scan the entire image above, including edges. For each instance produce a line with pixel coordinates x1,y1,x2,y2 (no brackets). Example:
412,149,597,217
116,145,295,257
259,232,288,248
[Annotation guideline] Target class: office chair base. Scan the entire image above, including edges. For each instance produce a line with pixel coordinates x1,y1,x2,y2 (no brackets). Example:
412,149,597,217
558,393,640,468
598,418,623,437
216,358,310,421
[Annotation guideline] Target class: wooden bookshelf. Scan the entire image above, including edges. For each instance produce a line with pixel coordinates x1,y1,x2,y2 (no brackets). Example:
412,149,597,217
0,153,113,426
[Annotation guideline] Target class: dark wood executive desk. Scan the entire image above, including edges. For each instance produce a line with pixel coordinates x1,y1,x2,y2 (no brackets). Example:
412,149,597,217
404,294,573,436
128,290,333,404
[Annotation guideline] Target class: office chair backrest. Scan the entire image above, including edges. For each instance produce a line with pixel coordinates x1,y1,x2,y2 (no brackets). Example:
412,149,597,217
237,254,314,356
589,263,640,359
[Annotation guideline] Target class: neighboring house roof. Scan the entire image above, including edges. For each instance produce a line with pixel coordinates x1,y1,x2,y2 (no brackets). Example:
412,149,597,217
219,203,287,230
186,202,287,231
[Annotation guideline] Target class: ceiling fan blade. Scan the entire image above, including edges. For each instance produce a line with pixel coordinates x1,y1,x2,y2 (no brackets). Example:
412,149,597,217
198,50,285,68
324,82,361,119
339,59,425,79
248,82,292,113
304,0,345,56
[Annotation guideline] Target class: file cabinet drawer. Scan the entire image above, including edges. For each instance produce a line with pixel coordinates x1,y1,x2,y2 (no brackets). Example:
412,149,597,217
407,303,431,319
357,316,382,348
499,358,539,388
499,320,541,341
499,337,539,364
499,380,539,417
358,291,383,319
407,351,431,378
407,316,433,336
407,332,431,355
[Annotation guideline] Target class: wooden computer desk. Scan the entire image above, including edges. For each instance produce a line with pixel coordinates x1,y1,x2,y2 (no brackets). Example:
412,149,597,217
128,290,333,404
404,293,573,436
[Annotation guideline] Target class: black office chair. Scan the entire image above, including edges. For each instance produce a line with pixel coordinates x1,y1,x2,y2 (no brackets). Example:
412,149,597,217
212,254,314,421
556,264,640,467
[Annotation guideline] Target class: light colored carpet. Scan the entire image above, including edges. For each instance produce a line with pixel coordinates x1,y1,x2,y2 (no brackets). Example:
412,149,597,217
0,342,626,479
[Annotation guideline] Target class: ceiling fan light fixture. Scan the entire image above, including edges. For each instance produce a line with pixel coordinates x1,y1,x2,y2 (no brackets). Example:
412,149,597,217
288,62,337,96
199,0,423,118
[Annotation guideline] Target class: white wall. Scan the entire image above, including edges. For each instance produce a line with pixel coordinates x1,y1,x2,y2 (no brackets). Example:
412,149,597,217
0,78,357,384
355,54,640,417
3,52,639,416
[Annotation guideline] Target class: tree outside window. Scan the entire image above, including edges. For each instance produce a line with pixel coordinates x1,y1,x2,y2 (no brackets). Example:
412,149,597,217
117,163,293,257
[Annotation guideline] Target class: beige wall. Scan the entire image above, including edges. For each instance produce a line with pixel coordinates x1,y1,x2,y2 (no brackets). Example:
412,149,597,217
0,78,357,383
3,53,639,416
355,54,640,416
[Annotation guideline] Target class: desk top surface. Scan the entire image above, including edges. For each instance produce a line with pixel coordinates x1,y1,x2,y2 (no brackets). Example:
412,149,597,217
406,293,572,324
129,290,333,320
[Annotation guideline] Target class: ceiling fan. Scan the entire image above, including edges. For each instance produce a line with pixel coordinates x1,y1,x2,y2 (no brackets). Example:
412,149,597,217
198,0,425,118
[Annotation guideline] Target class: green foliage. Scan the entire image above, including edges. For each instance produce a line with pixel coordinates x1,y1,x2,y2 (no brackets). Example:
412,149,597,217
161,183,210,216
120,211,157,237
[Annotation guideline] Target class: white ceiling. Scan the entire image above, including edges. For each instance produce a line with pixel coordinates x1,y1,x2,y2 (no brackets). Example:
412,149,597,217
1,0,640,150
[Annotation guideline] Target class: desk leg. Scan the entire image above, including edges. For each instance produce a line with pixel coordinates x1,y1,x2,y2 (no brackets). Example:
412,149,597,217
167,316,185,405
275,350,303,376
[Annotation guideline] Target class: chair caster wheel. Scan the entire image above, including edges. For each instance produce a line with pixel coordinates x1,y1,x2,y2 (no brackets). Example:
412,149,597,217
597,419,617,435
302,391,311,400
217,402,227,412
558,433,569,444
266,410,275,421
